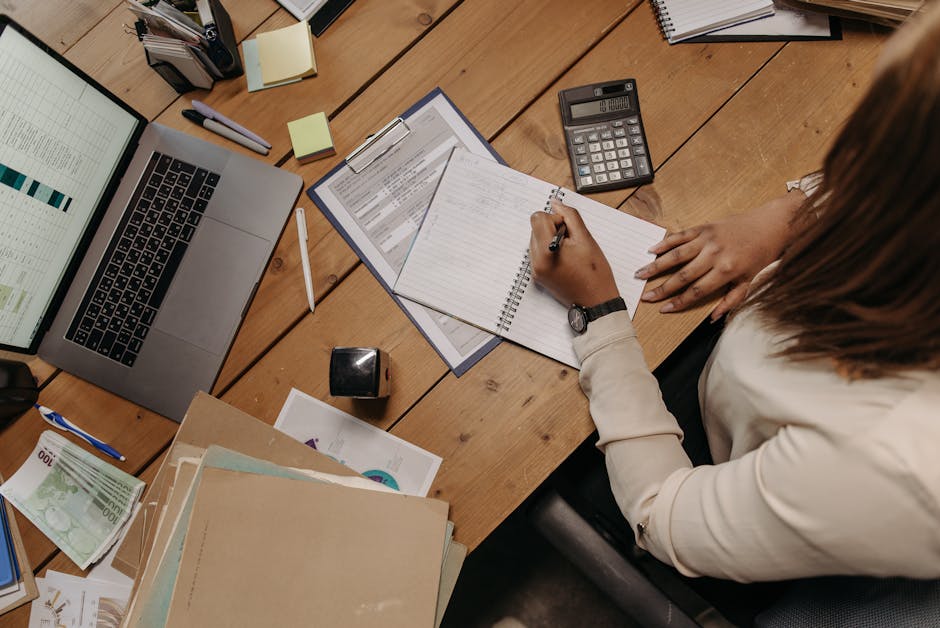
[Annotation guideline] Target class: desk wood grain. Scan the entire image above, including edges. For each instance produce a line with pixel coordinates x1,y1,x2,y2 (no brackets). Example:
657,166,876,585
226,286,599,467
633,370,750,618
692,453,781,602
0,2,887,616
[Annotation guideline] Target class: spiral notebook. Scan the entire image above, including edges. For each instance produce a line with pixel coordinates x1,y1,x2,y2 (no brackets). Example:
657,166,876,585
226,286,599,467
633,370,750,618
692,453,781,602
651,0,775,43
394,149,665,368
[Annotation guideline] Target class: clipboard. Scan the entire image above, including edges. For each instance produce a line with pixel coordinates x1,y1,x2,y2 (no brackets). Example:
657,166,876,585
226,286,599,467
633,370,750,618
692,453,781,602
307,88,503,376
345,116,411,173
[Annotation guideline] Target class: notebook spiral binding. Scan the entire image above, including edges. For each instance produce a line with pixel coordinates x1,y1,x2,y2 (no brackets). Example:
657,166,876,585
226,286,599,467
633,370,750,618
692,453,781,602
495,188,564,333
497,255,531,333
650,0,675,40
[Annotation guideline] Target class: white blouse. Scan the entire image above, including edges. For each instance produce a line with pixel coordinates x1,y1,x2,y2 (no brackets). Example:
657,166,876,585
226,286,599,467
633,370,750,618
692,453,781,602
574,308,940,582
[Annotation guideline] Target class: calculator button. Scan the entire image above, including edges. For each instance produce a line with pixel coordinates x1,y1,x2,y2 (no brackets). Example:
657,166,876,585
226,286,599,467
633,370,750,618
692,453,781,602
601,140,614,150
612,120,625,128
600,131,613,140
605,161,618,171
617,149,631,159
615,139,628,148
629,126,642,135
604,151,617,161
608,171,622,181
576,156,589,165
587,133,599,142
595,173,609,183
588,142,601,152
630,136,644,146
573,135,585,144
614,128,626,138
635,156,651,177
632,145,646,156
580,176,593,186
624,168,636,178
619,159,633,169
578,165,591,176
575,146,587,155
591,153,604,163
626,116,639,125
593,163,606,174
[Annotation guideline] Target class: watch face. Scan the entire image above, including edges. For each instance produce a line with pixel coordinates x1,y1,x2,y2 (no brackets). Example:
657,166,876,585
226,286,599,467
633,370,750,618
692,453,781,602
568,305,587,333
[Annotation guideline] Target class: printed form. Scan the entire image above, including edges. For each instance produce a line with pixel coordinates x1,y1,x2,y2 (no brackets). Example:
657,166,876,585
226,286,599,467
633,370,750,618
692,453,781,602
309,90,500,375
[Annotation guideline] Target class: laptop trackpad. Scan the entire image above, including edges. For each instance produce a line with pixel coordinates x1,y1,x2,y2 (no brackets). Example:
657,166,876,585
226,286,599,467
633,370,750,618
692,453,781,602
154,218,268,356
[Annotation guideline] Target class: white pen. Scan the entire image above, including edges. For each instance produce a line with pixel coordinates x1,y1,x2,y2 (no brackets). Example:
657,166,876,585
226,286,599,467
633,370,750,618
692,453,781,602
295,207,316,313
191,99,272,149
182,109,269,156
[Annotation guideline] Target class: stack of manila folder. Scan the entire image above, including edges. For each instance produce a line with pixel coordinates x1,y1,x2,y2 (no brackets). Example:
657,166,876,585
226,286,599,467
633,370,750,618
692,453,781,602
114,393,465,627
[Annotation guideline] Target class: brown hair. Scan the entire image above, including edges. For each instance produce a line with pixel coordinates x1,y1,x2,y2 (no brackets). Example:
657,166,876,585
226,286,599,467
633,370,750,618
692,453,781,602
749,5,940,377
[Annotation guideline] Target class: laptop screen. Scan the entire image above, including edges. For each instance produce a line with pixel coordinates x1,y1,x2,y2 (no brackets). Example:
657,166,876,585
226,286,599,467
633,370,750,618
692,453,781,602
0,21,141,351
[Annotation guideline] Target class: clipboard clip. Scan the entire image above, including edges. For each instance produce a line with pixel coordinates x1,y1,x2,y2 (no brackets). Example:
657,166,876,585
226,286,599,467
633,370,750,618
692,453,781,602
345,117,411,174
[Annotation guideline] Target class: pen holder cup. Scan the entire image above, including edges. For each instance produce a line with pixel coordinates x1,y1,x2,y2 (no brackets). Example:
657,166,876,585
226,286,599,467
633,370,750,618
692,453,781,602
139,0,243,95
329,348,391,399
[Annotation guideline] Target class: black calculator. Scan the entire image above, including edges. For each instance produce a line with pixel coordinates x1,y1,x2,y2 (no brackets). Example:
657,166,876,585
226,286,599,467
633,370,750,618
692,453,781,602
559,79,653,193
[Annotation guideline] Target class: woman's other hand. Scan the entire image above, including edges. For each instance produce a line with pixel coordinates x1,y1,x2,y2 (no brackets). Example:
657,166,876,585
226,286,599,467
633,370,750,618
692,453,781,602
635,191,807,320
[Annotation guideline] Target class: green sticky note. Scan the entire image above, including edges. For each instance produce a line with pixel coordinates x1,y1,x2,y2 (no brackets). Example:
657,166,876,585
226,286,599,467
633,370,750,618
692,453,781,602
287,112,336,163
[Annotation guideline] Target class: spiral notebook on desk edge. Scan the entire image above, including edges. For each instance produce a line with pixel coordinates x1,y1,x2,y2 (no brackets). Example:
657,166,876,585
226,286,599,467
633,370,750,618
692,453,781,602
393,149,665,369
651,0,775,43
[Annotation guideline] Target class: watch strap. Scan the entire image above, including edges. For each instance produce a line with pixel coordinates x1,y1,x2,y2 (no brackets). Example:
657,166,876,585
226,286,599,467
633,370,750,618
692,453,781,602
584,297,627,323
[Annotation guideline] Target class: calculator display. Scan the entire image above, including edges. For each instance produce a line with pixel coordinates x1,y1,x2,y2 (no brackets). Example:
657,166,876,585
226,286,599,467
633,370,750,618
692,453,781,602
570,96,633,120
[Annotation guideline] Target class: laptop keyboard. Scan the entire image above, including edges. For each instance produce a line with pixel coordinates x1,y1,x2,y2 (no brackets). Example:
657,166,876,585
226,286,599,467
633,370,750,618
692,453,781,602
65,152,220,367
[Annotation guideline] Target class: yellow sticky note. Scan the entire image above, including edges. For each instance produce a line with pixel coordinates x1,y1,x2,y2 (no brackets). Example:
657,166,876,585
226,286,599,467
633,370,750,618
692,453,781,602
287,112,335,163
256,21,317,85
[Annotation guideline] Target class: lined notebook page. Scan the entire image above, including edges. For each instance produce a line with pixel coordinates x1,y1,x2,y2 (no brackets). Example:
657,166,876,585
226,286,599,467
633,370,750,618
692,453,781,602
396,149,666,369
505,190,665,367
657,0,774,42
395,149,555,335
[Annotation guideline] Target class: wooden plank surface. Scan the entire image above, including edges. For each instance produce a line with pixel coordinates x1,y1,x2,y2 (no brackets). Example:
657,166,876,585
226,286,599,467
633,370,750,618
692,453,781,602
0,0,889,622
212,0,637,389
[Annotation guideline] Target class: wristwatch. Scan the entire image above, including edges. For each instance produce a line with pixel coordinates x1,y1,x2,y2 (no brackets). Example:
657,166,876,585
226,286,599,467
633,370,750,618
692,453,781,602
567,297,627,334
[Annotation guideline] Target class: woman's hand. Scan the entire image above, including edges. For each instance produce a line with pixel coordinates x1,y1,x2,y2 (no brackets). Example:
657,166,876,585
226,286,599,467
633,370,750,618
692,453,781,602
635,191,808,320
529,201,620,307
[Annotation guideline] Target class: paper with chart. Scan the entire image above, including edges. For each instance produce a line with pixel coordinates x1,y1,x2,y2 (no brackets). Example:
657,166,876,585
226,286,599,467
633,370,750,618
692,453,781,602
28,570,131,628
275,387,442,497
394,148,665,368
308,89,501,376
0,26,137,349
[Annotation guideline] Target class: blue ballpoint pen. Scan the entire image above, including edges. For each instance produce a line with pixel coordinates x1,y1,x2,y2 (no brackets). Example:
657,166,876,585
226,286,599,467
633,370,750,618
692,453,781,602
34,404,126,462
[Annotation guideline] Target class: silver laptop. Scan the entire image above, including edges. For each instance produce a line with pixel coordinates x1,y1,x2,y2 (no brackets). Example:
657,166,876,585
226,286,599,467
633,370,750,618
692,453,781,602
0,17,301,421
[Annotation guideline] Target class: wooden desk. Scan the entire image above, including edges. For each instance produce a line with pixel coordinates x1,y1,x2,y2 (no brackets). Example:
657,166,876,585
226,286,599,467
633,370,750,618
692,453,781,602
0,1,887,623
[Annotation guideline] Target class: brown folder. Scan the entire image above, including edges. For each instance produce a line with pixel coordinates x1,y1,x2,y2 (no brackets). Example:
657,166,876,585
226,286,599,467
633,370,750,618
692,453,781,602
165,467,449,627
113,392,358,580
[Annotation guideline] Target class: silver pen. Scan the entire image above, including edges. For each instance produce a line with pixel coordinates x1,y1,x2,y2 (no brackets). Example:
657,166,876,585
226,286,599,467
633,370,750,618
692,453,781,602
182,109,269,156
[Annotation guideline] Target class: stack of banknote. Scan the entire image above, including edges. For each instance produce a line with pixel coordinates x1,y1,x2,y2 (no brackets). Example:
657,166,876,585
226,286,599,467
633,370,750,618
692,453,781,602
0,431,144,569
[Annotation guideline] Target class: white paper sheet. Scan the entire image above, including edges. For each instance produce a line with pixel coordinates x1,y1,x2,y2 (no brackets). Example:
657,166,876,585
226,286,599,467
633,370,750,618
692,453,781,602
274,388,442,497
29,570,131,628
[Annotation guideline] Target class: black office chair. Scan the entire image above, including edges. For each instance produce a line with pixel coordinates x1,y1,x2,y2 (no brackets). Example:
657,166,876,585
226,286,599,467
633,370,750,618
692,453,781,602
530,478,940,627
527,319,940,627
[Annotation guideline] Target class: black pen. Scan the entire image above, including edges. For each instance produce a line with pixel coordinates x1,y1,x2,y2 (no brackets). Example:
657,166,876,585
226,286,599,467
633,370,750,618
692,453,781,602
549,223,567,252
